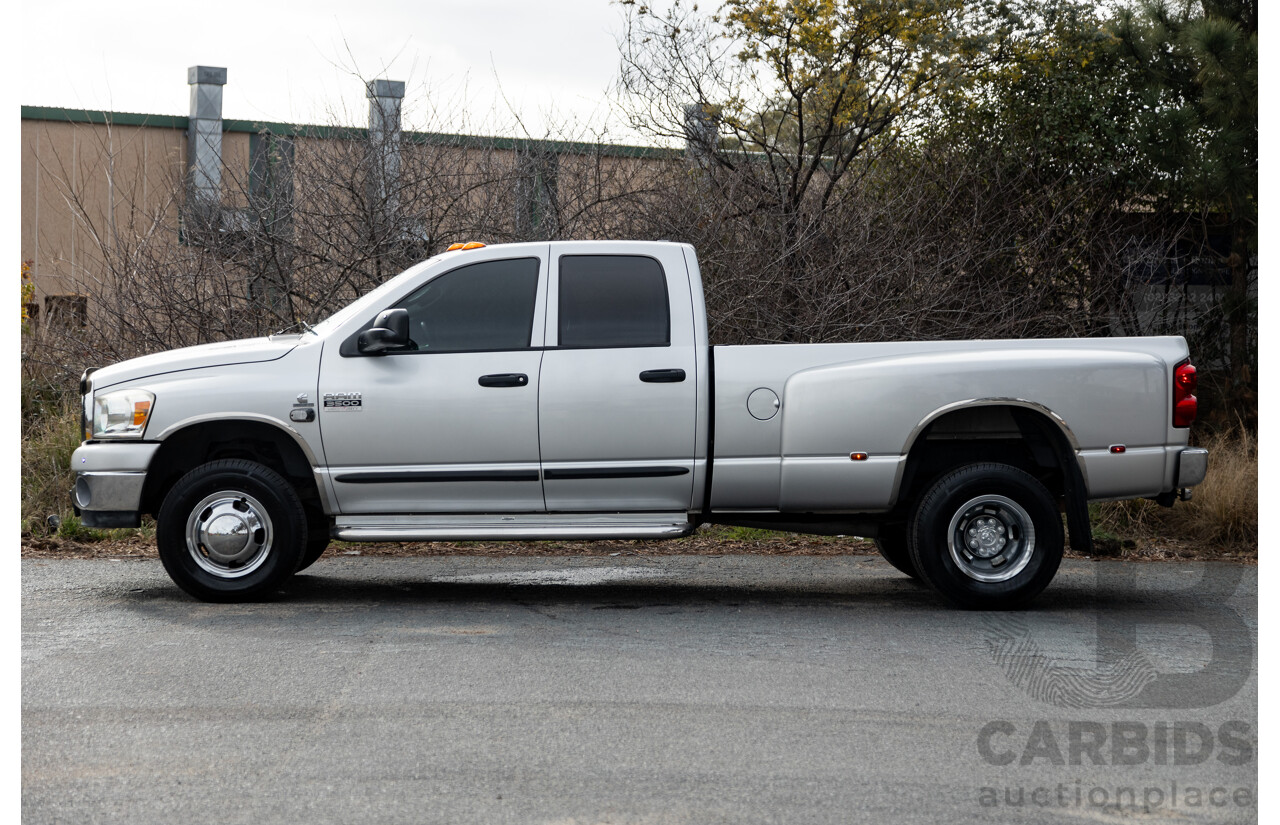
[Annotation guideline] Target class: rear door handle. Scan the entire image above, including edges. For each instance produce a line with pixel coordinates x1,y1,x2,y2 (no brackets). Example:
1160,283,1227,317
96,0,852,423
478,373,529,388
639,369,686,383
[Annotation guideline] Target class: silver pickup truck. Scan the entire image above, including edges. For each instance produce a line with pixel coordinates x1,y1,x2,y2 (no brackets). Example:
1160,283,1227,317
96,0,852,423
72,241,1208,607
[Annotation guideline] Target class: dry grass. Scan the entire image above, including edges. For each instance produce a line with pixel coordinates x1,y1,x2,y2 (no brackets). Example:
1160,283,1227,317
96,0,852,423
1091,429,1257,555
21,381,81,536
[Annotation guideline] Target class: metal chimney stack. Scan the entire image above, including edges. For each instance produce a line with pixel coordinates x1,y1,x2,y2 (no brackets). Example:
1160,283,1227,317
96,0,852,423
684,102,719,167
366,79,405,219
187,66,227,208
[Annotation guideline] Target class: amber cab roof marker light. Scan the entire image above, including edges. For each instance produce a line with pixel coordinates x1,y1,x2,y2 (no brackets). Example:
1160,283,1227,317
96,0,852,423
445,242,488,252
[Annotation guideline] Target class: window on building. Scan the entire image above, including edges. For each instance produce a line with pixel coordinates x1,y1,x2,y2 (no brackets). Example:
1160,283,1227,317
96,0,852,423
558,255,669,348
45,295,88,328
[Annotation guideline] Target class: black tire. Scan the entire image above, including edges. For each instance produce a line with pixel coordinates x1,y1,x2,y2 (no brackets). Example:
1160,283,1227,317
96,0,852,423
874,524,920,579
907,463,1063,610
156,459,307,602
295,512,331,573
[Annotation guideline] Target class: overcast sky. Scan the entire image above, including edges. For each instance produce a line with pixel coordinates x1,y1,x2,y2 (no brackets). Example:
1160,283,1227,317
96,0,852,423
21,0,650,142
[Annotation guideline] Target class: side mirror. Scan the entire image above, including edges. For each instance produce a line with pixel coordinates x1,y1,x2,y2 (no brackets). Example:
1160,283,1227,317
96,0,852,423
357,308,410,354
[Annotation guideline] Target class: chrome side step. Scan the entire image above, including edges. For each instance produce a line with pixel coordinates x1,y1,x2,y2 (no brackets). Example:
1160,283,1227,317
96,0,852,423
332,513,696,542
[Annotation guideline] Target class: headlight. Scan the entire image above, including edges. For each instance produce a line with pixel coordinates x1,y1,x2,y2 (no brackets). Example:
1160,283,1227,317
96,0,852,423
92,389,155,439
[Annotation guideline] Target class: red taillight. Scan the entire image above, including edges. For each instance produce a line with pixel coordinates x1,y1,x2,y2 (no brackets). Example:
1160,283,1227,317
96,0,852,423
1173,360,1197,428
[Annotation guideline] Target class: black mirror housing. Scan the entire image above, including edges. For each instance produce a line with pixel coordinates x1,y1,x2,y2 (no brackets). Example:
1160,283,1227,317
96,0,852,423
357,308,410,354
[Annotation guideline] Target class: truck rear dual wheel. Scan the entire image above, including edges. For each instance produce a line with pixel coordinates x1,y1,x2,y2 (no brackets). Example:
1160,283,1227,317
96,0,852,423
156,460,307,602
907,463,1063,609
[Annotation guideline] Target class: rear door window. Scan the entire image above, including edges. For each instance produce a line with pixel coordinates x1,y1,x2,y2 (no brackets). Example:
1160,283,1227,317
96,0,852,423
558,255,669,348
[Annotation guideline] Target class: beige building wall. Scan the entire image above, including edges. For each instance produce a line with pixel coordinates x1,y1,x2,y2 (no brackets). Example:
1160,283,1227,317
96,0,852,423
23,120,182,302
21,118,259,315
21,107,674,329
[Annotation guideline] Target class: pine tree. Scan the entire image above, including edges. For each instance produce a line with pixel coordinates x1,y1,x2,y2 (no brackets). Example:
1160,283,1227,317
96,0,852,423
1114,0,1257,418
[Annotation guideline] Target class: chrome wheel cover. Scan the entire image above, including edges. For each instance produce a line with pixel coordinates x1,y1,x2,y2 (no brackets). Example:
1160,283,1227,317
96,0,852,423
185,490,273,578
946,494,1036,583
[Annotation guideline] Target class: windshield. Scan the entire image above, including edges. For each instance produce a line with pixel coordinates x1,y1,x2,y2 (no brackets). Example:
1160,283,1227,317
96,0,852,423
309,256,443,337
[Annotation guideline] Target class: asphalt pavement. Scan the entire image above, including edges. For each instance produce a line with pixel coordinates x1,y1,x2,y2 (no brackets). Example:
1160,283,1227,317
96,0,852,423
22,555,1257,824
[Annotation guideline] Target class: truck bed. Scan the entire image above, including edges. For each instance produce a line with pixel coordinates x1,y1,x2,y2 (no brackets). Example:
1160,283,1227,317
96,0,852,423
709,337,1192,512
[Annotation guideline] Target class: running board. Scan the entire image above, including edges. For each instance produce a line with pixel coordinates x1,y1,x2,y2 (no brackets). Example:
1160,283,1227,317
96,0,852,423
332,513,697,542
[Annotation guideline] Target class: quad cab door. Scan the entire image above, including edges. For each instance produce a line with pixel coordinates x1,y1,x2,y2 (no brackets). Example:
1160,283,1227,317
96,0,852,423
318,250,549,513
538,242,700,511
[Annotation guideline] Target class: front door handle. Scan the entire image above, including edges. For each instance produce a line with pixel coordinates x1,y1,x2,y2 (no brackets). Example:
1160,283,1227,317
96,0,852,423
639,369,686,383
478,373,529,388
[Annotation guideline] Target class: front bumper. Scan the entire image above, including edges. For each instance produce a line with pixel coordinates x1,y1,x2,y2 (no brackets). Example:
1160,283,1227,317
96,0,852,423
70,441,161,528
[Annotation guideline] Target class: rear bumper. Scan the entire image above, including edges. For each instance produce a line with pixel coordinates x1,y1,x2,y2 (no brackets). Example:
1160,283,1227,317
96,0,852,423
1079,444,1209,501
1176,448,1209,488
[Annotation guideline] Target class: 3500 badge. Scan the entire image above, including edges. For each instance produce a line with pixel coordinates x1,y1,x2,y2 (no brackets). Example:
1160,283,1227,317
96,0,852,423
323,392,362,411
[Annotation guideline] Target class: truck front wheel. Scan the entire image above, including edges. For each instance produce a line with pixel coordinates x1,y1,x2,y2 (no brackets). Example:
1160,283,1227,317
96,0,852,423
907,463,1063,609
156,460,307,602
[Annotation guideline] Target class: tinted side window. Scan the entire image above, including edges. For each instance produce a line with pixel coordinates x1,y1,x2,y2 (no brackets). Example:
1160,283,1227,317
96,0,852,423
558,256,669,348
396,258,539,352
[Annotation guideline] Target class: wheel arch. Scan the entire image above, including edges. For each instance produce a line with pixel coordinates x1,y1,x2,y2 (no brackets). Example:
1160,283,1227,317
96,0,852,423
902,398,1082,453
140,417,329,518
892,399,1092,554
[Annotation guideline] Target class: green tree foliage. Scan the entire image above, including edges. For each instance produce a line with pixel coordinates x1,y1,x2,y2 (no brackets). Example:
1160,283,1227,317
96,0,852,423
914,2,1168,336
1113,1,1256,218
1112,0,1256,413
927,2,1137,181
927,0,1256,419
620,0,987,220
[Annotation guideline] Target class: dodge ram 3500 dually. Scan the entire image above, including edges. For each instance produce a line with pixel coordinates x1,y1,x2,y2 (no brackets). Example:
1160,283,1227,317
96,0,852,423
72,241,1208,607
